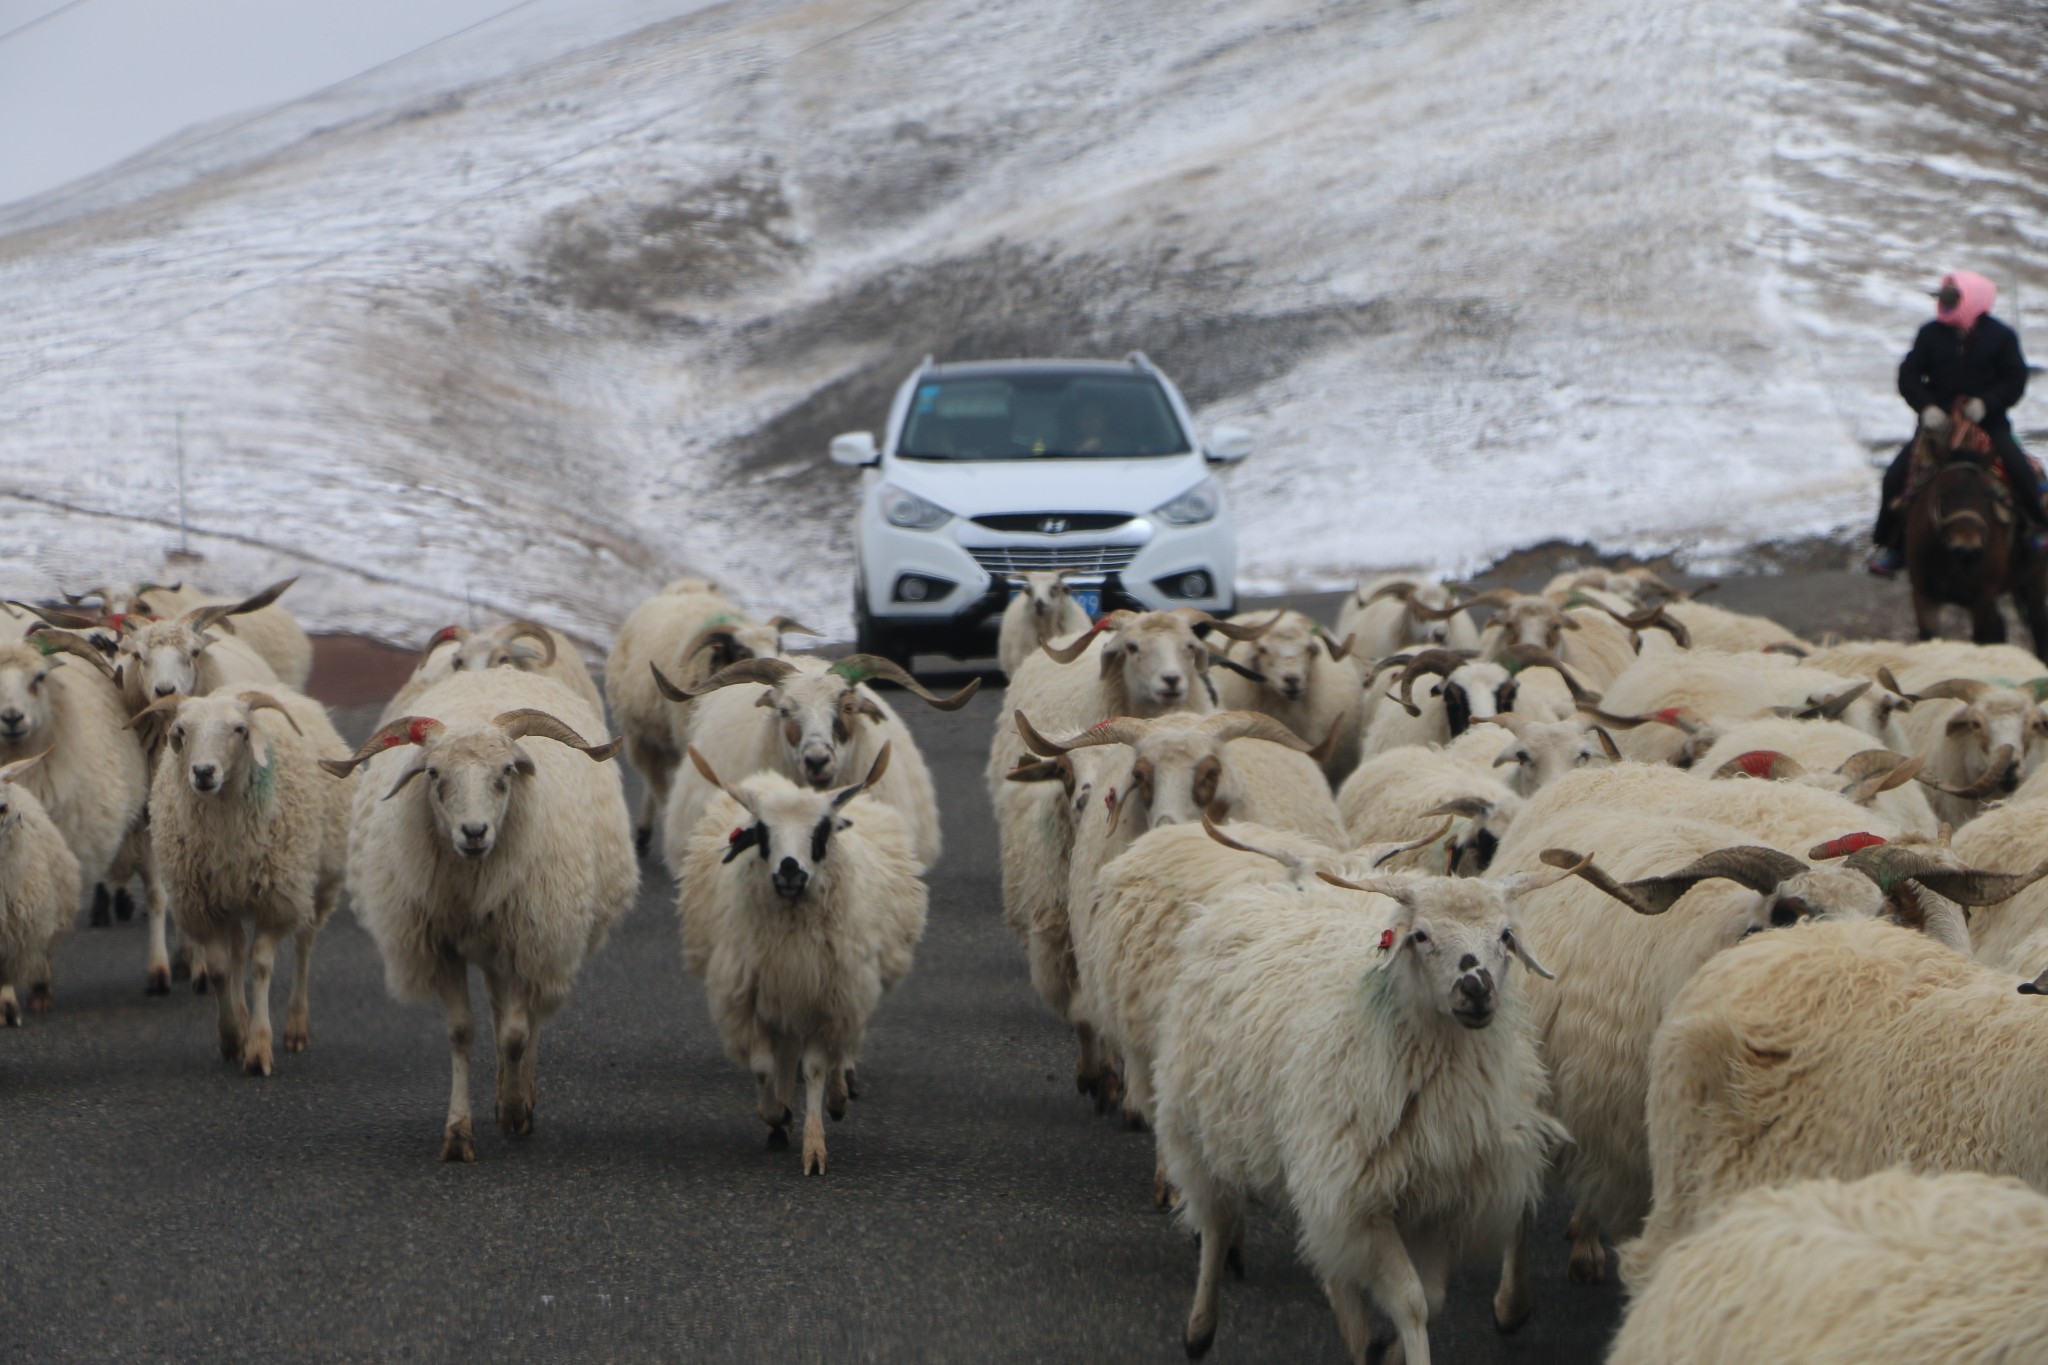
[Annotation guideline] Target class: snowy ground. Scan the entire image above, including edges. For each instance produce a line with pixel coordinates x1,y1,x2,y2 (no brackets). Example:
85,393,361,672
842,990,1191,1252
1,0,2043,647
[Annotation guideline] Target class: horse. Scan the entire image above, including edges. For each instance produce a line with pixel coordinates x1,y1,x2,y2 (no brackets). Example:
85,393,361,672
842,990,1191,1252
1902,428,2048,657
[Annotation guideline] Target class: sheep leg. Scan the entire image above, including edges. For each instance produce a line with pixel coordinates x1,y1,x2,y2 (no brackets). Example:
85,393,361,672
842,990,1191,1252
284,924,318,1052
210,928,248,1064
628,739,676,858
91,882,112,928
1565,1209,1607,1285
750,1037,792,1148
801,1047,830,1176
434,961,476,1163
1181,1177,1242,1360
826,1064,849,1121
485,975,536,1138
0,983,17,1026
1321,1278,1376,1365
114,885,135,922
1492,1208,1534,1334
241,930,279,1077
145,881,173,995
1356,1229,1431,1365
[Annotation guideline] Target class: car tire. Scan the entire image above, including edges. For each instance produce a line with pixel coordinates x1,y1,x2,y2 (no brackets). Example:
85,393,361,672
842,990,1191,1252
853,590,908,665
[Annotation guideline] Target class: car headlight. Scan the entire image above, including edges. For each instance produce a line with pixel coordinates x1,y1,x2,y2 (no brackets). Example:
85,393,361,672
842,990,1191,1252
877,484,953,530
1153,477,1221,526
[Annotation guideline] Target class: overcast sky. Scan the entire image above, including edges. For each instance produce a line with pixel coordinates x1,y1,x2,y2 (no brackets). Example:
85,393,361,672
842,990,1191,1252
0,0,527,206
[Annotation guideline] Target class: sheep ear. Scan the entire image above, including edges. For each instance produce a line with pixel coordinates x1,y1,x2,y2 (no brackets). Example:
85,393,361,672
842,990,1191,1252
509,744,537,778
381,760,429,801
1370,905,1419,972
1502,925,1555,980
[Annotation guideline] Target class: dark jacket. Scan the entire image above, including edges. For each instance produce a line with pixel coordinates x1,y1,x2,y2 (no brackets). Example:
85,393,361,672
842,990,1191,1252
1898,314,2028,441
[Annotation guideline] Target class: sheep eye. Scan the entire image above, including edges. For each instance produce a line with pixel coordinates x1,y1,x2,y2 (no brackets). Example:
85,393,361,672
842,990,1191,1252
1411,929,1430,946
234,724,247,737
425,766,440,780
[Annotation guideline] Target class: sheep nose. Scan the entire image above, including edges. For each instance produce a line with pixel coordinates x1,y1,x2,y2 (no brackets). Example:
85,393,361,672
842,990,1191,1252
458,823,490,854
773,856,808,899
1453,969,1496,1024
1157,672,1183,694
189,764,217,791
801,753,832,785
0,708,21,729
153,681,177,698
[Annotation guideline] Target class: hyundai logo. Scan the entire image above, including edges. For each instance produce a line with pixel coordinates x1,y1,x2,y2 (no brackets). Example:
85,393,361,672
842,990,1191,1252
1039,517,1068,534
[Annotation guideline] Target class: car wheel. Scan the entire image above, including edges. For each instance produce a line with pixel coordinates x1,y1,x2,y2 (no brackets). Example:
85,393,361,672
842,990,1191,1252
853,591,907,665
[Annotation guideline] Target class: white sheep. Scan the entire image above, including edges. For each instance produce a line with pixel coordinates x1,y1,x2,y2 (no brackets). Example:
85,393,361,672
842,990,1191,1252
1633,898,2048,1281
323,669,637,1161
1691,715,1938,836
1339,735,1525,875
606,578,742,843
677,743,925,1174
53,578,310,689
1802,637,2041,685
1215,607,1365,779
1954,799,2048,973
1469,591,1674,689
1588,651,1899,766
1335,576,1480,660
1608,1170,2048,1365
660,654,973,876
1881,668,2048,826
0,632,147,961
1154,855,1578,1361
133,687,349,1075
1657,598,1801,656
995,571,1092,677
391,619,605,726
1359,646,1595,757
0,752,80,1026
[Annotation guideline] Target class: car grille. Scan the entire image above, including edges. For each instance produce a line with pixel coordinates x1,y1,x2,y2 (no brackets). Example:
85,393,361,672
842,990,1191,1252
967,544,1140,575
970,512,1133,534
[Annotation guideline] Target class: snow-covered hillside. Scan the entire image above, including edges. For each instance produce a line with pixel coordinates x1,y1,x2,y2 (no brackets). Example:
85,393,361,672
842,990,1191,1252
2,0,2042,648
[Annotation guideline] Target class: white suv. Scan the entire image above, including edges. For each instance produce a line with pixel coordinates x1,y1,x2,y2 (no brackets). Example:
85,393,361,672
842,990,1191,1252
831,354,1251,661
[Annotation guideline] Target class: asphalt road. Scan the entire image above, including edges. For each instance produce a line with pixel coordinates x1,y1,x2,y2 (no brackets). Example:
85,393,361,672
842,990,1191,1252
26,570,1912,1363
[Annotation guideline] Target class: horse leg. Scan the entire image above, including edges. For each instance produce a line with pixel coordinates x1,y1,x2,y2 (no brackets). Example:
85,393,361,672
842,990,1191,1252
2016,582,2048,663
1973,594,2008,645
1909,580,1942,642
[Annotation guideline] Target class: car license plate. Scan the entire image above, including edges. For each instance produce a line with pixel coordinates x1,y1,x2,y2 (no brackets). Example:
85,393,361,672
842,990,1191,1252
1072,589,1101,619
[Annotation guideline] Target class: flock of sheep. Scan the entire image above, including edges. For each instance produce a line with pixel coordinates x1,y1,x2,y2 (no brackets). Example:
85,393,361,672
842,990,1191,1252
6,565,2048,1360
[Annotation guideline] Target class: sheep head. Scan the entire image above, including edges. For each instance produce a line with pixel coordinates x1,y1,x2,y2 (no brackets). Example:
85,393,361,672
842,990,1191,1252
115,614,225,703
1486,713,1620,793
689,743,891,900
1419,792,1526,874
321,709,620,859
0,639,83,751
0,748,50,832
132,690,301,797
1043,609,1266,714
1383,651,1513,737
1230,610,1347,703
1314,856,1583,1026
1909,680,2048,799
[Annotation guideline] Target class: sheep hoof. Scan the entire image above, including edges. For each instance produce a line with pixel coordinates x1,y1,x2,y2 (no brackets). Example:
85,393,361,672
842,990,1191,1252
765,1125,790,1152
634,825,652,859
1226,1244,1245,1281
843,1066,860,1100
145,966,171,996
27,982,51,1012
1124,1108,1149,1133
90,884,112,928
242,1041,273,1077
283,1022,309,1053
1493,1285,1532,1335
1183,1321,1215,1360
114,888,135,922
1153,1171,1179,1211
496,1098,533,1137
802,1134,828,1176
2,999,18,1028
440,1120,476,1164
191,969,210,996
827,1097,846,1122
1567,1240,1608,1285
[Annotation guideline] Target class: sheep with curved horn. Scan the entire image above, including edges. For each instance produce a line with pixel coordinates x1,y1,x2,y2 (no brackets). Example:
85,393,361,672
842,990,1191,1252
661,651,967,878
326,668,635,1161
1358,648,1527,759
169,578,312,688
385,617,602,727
996,571,1093,677
1881,665,2048,826
1336,577,1481,664
1214,607,1367,781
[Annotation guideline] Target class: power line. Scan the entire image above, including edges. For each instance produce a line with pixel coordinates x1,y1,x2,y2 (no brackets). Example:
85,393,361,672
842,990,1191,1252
0,0,91,47
0,0,933,397
8,0,554,227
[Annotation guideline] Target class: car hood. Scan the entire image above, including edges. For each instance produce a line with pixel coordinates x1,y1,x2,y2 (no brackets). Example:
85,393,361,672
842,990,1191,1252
879,452,1209,520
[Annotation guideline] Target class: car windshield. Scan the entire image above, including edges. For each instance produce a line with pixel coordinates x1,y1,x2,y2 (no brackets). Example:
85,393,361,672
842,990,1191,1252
897,373,1190,461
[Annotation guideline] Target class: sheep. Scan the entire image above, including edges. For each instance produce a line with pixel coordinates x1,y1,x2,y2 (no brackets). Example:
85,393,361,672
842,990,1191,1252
1339,740,1525,874
131,687,349,1075
50,579,307,690
1538,567,1697,606
1215,608,1365,779
1007,709,1346,1106
0,752,80,1026
1691,716,1939,836
1468,590,1678,689
1153,854,1580,1361
607,581,810,857
1485,806,2000,1291
1632,892,2048,1281
1953,800,2048,974
677,743,925,1174
1334,576,1480,661
660,654,973,877
1804,637,2042,685
1082,815,1450,1190
1608,1170,2048,1365
1880,669,2048,826
995,571,1092,677
0,632,147,961
1657,598,1801,656
388,619,604,728
1587,651,1901,766
1359,646,1595,757
323,668,636,1160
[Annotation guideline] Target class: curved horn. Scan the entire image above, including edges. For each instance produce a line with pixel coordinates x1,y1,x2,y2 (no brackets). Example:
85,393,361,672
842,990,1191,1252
680,626,744,662
417,624,467,663
1195,710,1317,753
1620,846,1812,913
1835,751,1924,803
123,693,189,731
1917,744,2017,799
1015,711,1155,757
1761,640,1811,659
1497,849,1594,900
495,621,557,667
1041,613,1132,664
1497,645,1598,701
1913,678,1992,705
492,708,622,761
828,656,981,710
1577,702,1700,736
1396,649,1473,707
831,742,892,809
767,615,819,638
1322,631,1357,663
1207,652,1268,684
185,577,297,635
1712,750,1805,782
1171,609,1274,643
686,744,757,816
28,628,116,679
319,716,444,777
0,749,51,784
672,656,798,699
1444,588,1519,614
1844,845,2048,907
7,601,100,629
1201,811,1315,877
1423,796,1496,822
1797,680,1874,722
1535,848,1666,916
1875,667,1921,703
1365,581,1422,607
235,691,303,736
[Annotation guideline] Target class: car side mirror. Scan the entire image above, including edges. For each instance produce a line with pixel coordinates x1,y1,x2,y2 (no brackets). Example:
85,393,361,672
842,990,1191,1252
830,431,880,467
1205,426,1253,464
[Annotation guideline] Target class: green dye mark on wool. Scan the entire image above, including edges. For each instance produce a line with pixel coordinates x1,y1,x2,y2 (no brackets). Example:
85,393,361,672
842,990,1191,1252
703,613,739,628
249,745,279,806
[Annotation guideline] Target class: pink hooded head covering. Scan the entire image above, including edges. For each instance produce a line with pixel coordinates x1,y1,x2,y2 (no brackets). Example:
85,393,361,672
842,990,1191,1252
1935,270,1996,332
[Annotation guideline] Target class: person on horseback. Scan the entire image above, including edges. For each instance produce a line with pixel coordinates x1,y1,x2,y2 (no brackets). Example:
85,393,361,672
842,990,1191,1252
1868,269,2040,577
